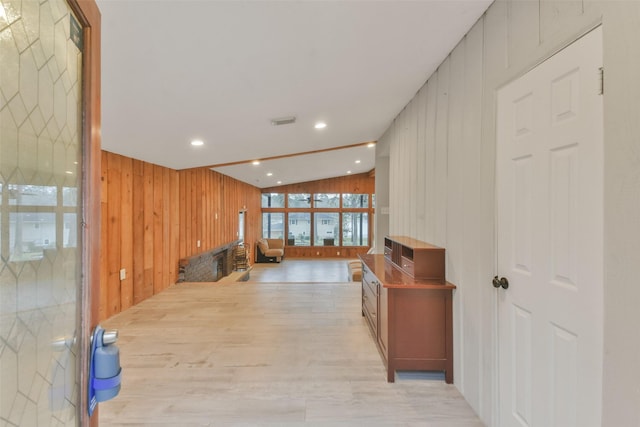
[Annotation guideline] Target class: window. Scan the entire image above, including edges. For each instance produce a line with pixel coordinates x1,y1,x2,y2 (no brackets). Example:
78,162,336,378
261,193,285,208
342,212,368,246
314,212,339,246
288,193,311,208
313,193,340,208
262,212,284,238
261,189,372,249
10,212,56,261
63,213,78,248
288,212,310,246
63,187,78,207
8,184,57,206
342,193,368,208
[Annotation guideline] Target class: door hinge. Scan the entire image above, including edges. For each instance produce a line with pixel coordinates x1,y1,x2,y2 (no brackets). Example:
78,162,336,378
598,67,604,95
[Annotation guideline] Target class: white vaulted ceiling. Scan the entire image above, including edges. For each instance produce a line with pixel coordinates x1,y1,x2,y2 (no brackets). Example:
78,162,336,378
98,0,492,188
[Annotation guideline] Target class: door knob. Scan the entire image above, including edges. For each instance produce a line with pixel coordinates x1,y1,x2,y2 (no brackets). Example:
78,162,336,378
493,276,509,289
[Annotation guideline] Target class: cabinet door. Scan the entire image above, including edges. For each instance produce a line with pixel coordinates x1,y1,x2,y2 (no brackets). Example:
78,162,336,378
362,266,378,335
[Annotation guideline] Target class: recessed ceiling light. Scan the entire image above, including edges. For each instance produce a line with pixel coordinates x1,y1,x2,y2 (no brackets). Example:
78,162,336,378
190,139,204,146
277,181,282,184
252,160,260,165
65,171,73,175
267,172,273,177
314,122,327,129
367,142,375,148
355,160,361,164
347,170,352,174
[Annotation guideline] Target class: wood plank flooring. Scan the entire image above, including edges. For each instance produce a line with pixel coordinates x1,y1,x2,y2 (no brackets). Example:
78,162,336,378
99,260,483,426
247,259,352,283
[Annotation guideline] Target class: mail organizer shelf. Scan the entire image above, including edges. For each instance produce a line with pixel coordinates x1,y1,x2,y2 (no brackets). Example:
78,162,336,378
383,236,445,281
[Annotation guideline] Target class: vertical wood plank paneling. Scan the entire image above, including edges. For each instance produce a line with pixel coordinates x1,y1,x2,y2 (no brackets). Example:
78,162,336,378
184,170,192,256
184,171,190,254
386,123,394,233
142,161,154,301
447,43,466,286
169,171,179,283
202,171,208,248
132,159,145,304
388,119,398,233
485,0,509,83
153,165,164,294
101,150,262,317
105,154,122,318
424,75,438,242
262,173,374,195
204,171,210,247
194,171,201,252
120,156,133,311
410,96,419,238
396,111,405,233
178,169,187,259
507,0,540,68
416,84,428,241
461,20,485,413
447,41,466,393
224,177,231,241
434,58,450,247
256,173,374,258
99,152,109,321
400,108,410,234
195,170,201,250
377,1,640,425
162,167,171,291
539,0,584,44
389,117,402,234
216,174,222,242
602,4,640,425
178,168,263,258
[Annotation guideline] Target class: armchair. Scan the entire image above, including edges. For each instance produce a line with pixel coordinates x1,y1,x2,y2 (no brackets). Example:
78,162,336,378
256,238,285,263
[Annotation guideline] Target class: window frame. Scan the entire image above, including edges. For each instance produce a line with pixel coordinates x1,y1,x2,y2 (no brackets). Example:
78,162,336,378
261,190,373,247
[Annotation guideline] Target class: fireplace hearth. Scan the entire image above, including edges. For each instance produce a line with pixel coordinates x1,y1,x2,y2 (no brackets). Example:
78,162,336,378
178,240,240,282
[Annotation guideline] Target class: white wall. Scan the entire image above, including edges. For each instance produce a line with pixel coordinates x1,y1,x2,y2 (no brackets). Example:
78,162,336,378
376,1,640,425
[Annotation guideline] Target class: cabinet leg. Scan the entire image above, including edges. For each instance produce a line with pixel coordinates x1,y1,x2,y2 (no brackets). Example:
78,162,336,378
387,365,395,383
445,369,453,384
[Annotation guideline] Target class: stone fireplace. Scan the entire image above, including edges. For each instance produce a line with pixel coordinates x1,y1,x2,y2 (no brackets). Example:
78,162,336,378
178,240,239,282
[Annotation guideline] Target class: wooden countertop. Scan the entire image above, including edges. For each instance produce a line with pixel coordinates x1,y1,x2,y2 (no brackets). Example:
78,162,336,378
359,254,456,290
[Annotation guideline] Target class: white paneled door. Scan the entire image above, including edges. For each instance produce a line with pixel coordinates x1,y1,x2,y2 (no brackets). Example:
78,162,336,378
496,27,603,427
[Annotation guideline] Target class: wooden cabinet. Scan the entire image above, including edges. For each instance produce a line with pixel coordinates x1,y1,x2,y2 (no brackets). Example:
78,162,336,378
360,236,455,383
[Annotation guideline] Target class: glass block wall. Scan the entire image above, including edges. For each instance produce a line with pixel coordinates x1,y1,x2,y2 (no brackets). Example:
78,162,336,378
0,0,83,424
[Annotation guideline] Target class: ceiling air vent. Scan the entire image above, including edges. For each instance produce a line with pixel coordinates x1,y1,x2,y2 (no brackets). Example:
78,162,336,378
271,116,296,126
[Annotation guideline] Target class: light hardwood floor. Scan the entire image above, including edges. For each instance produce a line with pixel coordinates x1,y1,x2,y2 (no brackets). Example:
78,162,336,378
100,260,483,426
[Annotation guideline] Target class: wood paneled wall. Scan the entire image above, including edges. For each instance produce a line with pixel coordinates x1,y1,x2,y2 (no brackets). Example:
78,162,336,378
177,168,261,260
262,172,374,194
100,152,261,321
262,172,375,259
377,1,640,425
100,152,179,321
